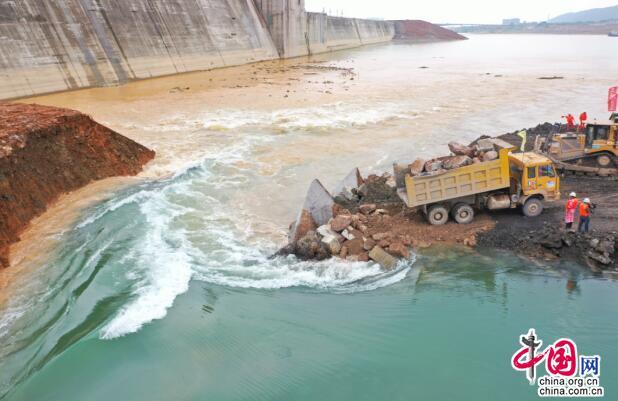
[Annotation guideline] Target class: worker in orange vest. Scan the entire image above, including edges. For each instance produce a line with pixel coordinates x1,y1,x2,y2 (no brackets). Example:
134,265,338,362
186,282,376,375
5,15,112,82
579,112,588,131
578,198,592,233
565,192,578,230
563,114,576,130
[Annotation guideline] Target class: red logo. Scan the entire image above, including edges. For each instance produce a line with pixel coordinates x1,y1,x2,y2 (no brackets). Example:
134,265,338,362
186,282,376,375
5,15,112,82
511,329,578,384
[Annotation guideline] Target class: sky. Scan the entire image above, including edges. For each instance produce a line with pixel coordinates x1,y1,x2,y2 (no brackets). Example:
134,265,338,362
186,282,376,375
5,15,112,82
304,0,618,24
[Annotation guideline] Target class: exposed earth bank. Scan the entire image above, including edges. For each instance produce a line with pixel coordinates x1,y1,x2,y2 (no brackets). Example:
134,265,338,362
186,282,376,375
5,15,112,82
280,124,617,273
0,103,155,268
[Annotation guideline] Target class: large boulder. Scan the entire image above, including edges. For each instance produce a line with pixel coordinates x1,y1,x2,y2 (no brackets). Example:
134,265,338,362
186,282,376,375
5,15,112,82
424,160,443,172
288,209,317,243
442,155,473,170
448,142,475,157
481,150,498,162
317,225,344,256
331,215,353,232
295,231,329,260
343,238,365,256
289,179,334,243
476,139,495,152
409,158,425,176
369,246,398,270
387,242,410,258
332,168,364,199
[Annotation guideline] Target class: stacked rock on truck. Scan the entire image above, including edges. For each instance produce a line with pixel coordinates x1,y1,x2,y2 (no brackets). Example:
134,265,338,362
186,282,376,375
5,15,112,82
394,139,561,225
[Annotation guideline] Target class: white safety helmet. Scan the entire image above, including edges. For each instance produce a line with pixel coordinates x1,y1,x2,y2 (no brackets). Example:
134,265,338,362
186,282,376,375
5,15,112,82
583,198,591,204
569,192,576,197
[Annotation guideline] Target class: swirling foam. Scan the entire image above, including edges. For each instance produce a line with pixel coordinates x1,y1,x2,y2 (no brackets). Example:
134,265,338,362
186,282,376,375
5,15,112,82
133,101,420,133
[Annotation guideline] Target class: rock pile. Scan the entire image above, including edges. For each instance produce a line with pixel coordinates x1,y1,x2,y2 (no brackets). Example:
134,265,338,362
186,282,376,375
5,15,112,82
332,168,400,210
538,225,616,272
393,141,498,181
279,168,412,270
283,202,409,270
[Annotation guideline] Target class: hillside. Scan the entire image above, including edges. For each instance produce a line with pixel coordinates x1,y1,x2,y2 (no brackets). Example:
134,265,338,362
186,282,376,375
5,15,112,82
549,5,618,23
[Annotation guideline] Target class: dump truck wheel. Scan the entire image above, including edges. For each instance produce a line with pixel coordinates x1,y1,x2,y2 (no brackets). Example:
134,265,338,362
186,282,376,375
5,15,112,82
597,154,612,167
427,205,449,225
522,198,543,217
452,203,474,224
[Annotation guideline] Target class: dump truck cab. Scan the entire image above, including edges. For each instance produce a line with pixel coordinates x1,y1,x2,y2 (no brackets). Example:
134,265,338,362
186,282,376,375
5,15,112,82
508,152,561,203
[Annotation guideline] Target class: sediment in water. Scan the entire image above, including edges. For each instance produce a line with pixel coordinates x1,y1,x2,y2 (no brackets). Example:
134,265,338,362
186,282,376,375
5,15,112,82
0,103,155,268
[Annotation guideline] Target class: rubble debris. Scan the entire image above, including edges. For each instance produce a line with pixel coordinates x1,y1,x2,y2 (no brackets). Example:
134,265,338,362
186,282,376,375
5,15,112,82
359,203,377,215
331,215,352,232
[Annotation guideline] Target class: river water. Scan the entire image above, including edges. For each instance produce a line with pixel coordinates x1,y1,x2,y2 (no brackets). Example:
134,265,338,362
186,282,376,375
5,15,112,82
1,35,617,400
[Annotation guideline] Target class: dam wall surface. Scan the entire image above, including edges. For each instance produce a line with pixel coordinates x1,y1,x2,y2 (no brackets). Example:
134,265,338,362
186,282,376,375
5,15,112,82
307,15,394,54
0,0,279,99
255,1,395,57
0,0,394,100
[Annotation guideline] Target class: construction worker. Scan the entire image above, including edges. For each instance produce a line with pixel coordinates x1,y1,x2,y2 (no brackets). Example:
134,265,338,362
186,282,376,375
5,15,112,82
565,192,578,230
578,112,587,131
578,198,592,233
563,113,576,130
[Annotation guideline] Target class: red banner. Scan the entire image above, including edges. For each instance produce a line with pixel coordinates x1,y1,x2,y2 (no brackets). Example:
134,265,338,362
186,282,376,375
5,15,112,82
609,86,618,112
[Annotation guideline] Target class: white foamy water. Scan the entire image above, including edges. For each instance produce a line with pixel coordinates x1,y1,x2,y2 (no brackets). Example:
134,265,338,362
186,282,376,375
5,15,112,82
134,101,420,134
89,120,415,339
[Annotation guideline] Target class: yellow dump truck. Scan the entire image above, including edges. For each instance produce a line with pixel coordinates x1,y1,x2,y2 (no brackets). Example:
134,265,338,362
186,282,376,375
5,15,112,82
396,139,561,225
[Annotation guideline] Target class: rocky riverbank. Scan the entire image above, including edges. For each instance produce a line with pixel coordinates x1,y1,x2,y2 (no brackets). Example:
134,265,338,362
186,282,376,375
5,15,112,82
279,125,617,273
0,103,155,268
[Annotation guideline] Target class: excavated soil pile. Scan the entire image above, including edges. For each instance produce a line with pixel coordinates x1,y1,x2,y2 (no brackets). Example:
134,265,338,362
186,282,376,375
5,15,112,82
0,103,155,268
393,20,467,41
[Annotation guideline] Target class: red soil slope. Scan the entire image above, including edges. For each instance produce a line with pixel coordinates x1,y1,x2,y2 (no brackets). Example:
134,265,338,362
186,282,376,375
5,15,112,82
0,103,155,267
392,20,467,41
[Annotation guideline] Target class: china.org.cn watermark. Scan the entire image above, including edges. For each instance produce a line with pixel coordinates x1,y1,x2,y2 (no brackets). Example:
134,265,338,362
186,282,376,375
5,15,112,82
511,329,605,398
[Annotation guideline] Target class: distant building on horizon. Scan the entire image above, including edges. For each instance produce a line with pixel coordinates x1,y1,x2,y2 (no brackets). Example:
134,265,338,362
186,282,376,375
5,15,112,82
502,18,521,25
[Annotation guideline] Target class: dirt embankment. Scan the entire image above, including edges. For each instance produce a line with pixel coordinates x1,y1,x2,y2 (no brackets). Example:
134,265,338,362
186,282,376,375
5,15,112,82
392,20,467,41
0,103,155,268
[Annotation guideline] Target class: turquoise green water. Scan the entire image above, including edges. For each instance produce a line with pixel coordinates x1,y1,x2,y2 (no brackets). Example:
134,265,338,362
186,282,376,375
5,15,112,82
2,229,616,401
2,35,618,400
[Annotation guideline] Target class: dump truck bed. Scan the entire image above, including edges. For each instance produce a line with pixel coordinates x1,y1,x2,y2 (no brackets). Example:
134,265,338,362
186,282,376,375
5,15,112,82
398,143,513,208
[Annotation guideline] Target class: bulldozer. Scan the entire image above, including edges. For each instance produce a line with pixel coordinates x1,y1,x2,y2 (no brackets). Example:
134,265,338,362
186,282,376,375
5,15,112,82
540,116,618,177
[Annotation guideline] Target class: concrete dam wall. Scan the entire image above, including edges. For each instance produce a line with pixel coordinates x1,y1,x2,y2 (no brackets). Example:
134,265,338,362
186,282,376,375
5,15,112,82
256,1,394,57
0,0,394,100
0,0,279,99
